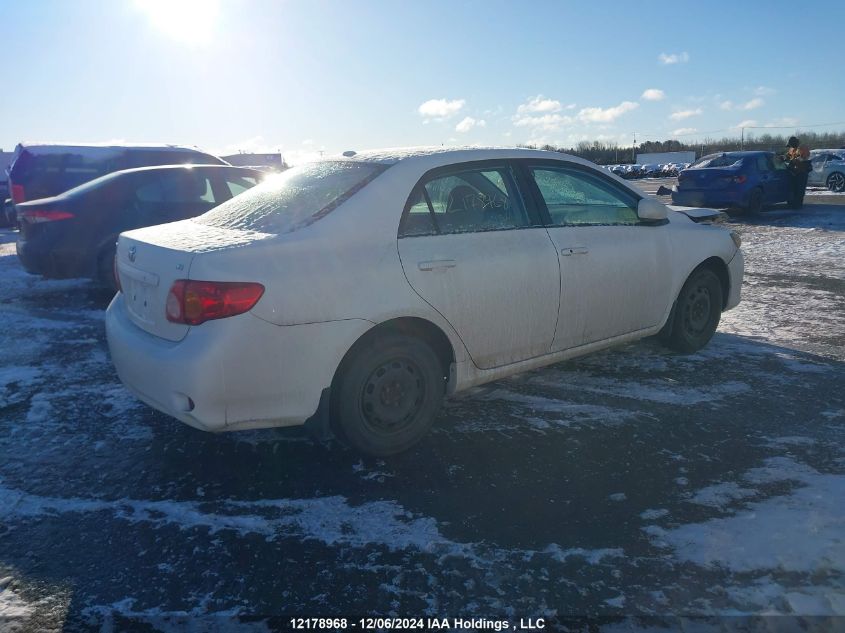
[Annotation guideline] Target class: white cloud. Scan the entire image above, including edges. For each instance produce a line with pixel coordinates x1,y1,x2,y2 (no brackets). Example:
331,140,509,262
767,117,799,127
641,89,665,101
741,98,764,110
721,98,764,111
564,103,577,110
658,51,690,65
455,116,487,133
753,86,776,96
517,95,562,114
577,101,639,123
417,98,466,120
672,127,698,136
732,119,759,129
512,113,574,131
669,108,703,121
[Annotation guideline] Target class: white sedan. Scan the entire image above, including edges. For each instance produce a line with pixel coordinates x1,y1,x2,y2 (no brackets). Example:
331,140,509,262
106,147,744,455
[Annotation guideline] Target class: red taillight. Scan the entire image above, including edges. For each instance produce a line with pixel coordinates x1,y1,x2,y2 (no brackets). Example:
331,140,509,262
732,175,747,184
20,208,75,223
11,184,25,203
165,280,265,325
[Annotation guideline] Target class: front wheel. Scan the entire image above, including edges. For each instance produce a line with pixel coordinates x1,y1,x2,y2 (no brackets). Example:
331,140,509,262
827,171,845,193
333,333,445,456
661,268,723,354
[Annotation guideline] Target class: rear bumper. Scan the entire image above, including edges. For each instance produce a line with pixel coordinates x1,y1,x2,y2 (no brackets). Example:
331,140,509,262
16,235,92,278
671,189,747,208
725,248,744,311
105,294,373,432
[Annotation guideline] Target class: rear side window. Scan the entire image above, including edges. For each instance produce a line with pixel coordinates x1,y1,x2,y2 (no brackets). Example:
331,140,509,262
195,161,386,234
689,154,744,169
400,166,528,237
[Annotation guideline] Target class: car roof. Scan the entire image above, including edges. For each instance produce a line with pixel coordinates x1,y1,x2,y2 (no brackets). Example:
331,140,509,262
334,146,596,170
15,142,215,157
114,164,259,176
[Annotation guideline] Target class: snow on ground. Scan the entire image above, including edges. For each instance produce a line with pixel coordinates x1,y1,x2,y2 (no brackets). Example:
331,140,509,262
0,204,843,626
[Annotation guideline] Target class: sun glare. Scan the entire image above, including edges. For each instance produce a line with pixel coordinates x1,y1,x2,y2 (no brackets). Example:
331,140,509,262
135,0,221,46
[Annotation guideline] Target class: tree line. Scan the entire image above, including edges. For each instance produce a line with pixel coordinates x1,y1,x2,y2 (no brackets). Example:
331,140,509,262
520,130,845,165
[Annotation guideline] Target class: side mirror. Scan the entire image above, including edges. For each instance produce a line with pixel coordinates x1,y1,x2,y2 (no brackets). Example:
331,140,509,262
637,197,668,221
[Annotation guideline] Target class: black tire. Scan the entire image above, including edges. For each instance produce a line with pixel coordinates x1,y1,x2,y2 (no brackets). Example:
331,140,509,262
663,268,723,354
826,171,845,193
96,244,117,291
333,333,445,456
746,187,763,213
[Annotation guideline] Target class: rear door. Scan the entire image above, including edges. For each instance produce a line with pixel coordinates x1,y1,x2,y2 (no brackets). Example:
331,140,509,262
523,162,673,351
761,154,791,202
134,169,222,225
397,162,560,369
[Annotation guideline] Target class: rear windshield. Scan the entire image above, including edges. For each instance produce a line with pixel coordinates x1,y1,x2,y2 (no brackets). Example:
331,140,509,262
689,154,745,169
194,161,387,234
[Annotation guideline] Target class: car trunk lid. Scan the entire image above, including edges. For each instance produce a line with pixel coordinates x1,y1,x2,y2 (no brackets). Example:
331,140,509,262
677,167,741,190
115,219,274,341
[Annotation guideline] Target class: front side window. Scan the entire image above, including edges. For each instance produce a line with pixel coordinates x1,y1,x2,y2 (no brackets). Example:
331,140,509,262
530,167,640,226
196,161,386,234
400,166,528,237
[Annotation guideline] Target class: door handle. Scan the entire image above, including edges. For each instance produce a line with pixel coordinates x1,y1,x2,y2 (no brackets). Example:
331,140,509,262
418,259,457,271
560,247,588,256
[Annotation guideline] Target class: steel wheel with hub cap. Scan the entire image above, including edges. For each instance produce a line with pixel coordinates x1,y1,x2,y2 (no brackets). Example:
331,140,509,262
660,267,723,353
333,332,445,456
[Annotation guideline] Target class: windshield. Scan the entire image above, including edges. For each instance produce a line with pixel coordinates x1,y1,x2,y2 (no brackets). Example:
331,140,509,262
689,154,745,169
194,160,386,234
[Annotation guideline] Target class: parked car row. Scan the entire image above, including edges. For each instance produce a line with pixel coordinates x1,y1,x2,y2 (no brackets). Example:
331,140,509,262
2,142,269,287
600,162,690,179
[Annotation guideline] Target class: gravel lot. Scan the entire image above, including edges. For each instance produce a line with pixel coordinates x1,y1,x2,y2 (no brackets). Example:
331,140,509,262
1,195,843,631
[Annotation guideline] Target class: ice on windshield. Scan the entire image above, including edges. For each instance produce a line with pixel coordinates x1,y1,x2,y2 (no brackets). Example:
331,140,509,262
194,161,387,234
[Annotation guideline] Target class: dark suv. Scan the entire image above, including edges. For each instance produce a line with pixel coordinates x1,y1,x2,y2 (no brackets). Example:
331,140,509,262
16,165,263,287
7,143,227,206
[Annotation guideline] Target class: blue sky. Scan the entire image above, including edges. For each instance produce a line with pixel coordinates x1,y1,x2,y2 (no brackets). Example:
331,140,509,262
2,0,844,163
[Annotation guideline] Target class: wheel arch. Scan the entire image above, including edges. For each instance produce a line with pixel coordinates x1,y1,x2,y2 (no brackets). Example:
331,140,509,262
693,256,730,309
332,317,456,390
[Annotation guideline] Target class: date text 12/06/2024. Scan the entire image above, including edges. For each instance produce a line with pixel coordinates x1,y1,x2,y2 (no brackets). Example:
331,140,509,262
289,617,546,630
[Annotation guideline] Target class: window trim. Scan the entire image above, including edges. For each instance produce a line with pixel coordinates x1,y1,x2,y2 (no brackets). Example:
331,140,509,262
398,160,545,238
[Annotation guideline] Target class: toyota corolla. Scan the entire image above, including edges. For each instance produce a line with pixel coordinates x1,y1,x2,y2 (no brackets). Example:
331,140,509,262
106,147,744,455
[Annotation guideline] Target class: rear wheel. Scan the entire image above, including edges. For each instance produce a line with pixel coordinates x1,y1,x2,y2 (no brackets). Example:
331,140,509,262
827,171,845,193
333,333,445,456
746,187,763,213
662,268,723,353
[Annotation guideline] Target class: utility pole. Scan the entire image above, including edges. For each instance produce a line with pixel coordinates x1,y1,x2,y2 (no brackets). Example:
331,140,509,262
741,127,744,150
632,133,637,163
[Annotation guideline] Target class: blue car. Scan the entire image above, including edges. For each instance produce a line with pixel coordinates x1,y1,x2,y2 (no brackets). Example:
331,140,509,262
671,151,793,212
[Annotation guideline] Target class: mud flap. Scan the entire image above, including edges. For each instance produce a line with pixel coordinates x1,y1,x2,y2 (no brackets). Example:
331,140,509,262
303,388,336,443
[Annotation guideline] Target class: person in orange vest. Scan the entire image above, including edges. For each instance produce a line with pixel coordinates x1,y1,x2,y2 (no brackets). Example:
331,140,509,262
782,136,811,209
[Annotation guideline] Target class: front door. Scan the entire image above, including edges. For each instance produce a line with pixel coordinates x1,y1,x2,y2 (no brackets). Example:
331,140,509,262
524,163,673,351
